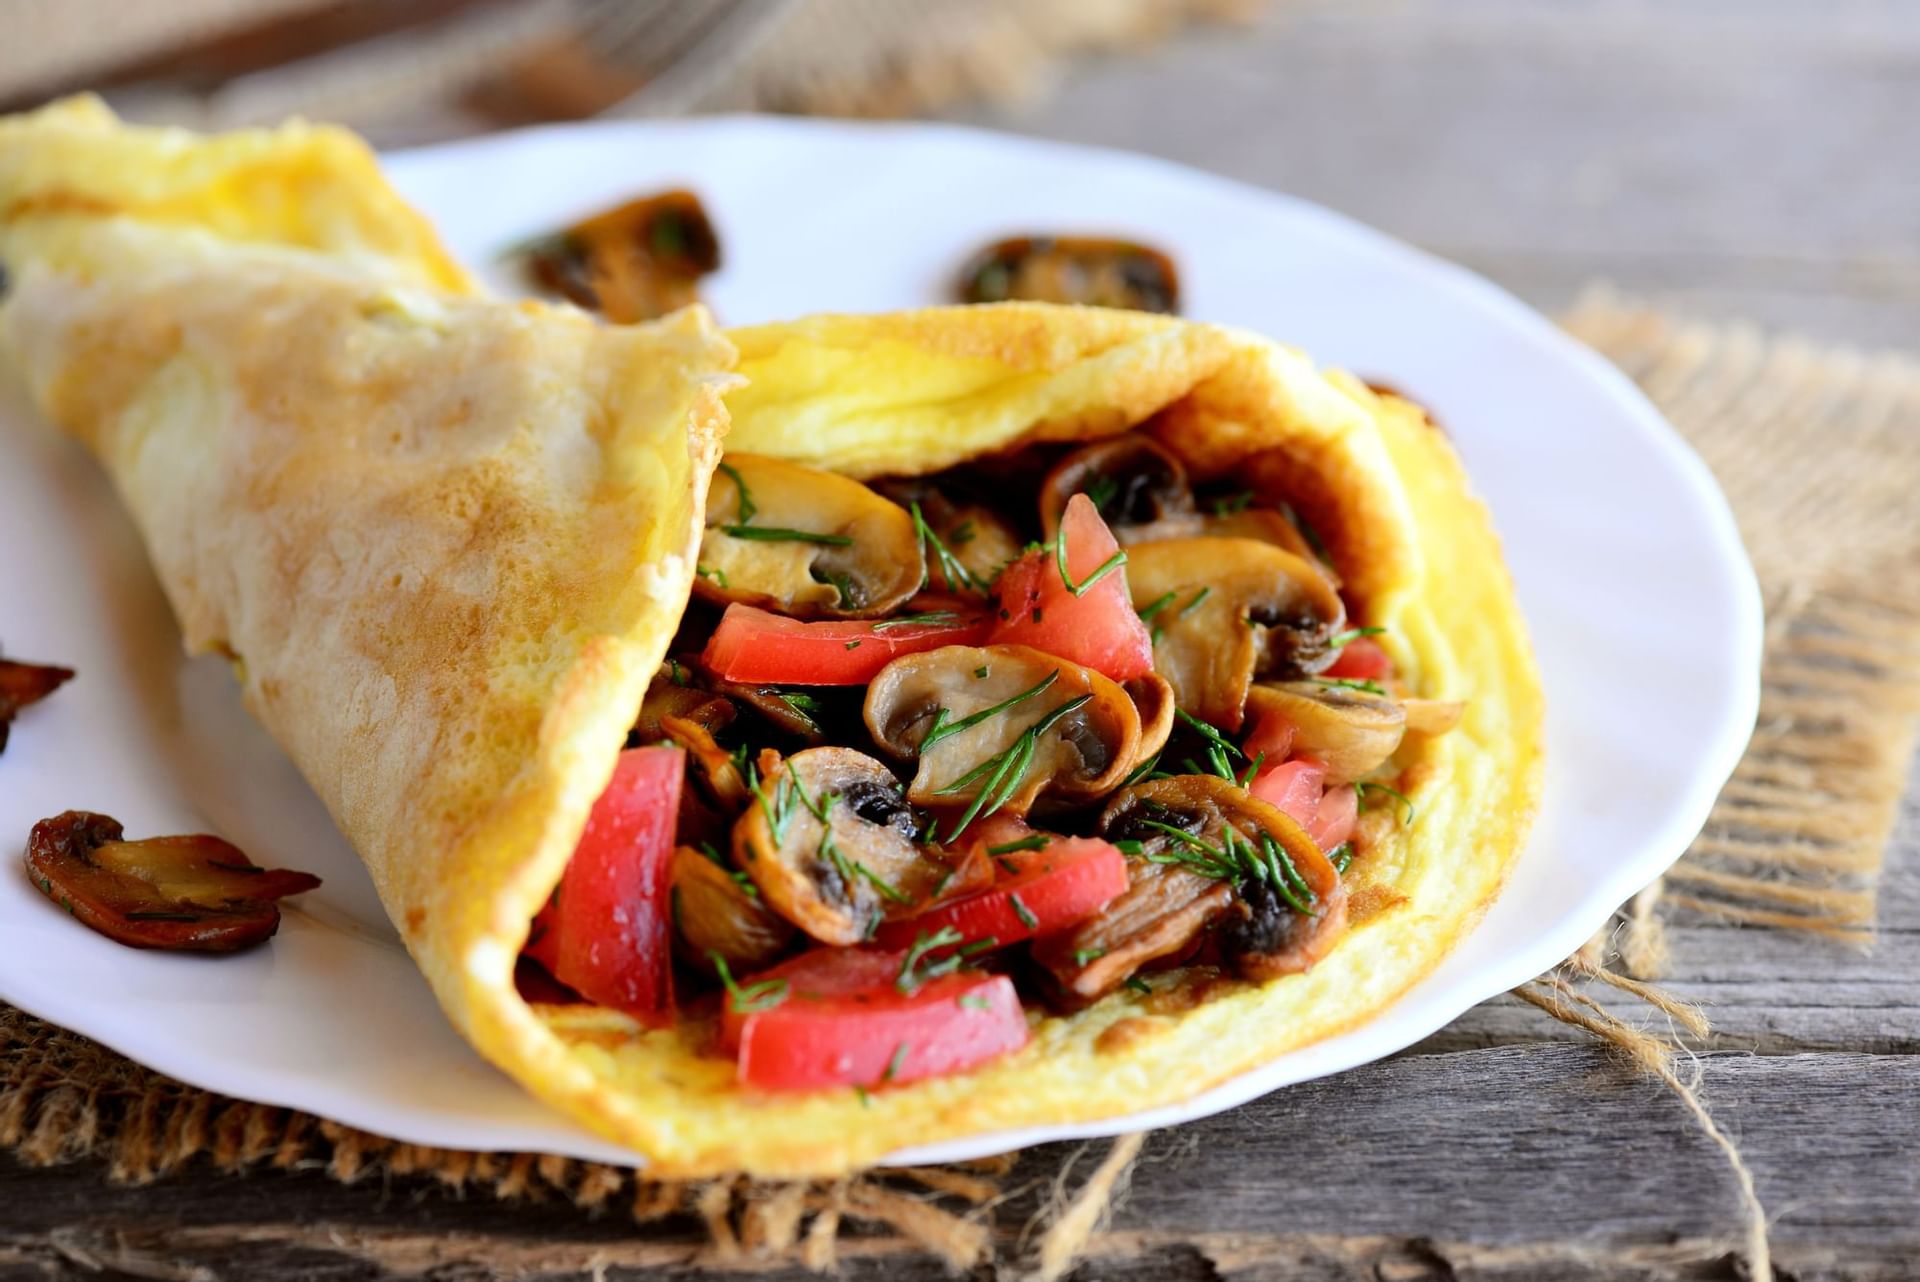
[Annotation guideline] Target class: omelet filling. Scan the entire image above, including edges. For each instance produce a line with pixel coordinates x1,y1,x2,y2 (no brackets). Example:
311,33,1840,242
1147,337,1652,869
522,430,1461,1092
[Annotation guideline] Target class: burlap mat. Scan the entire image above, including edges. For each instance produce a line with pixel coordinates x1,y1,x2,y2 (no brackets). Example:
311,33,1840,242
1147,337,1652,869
5,294,1918,1279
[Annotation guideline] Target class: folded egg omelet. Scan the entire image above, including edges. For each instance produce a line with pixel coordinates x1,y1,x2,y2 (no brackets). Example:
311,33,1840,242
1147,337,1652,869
0,98,1541,1175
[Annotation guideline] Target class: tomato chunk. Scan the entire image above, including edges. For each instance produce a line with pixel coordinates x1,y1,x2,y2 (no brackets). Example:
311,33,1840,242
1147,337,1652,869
702,604,991,685
1309,781,1358,852
1249,758,1325,831
541,746,683,1025
721,947,1028,1090
987,494,1153,682
1324,636,1392,682
872,836,1128,952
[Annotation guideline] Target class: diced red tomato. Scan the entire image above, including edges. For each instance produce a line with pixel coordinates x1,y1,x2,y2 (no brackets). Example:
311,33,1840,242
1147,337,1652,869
986,494,1153,682
1242,710,1296,768
1324,636,1392,682
1249,758,1357,854
721,947,1029,1090
701,604,991,685
872,836,1129,952
1249,758,1325,831
1308,781,1358,852
537,746,683,1026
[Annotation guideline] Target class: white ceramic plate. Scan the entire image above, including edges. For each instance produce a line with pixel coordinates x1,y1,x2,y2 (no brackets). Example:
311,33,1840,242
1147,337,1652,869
0,118,1760,1167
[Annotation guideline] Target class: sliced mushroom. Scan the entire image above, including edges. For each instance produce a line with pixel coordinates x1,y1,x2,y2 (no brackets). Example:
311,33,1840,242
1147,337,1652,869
959,236,1180,314
0,656,74,755
25,811,320,952
670,844,794,975
522,189,719,323
1199,507,1335,580
1244,682,1406,786
865,645,1143,823
872,479,1023,595
1123,673,1177,774
1403,698,1466,736
734,747,967,945
1038,434,1197,544
696,454,923,620
1072,775,1346,991
660,715,749,811
1032,858,1232,1005
1128,537,1347,731
631,664,734,745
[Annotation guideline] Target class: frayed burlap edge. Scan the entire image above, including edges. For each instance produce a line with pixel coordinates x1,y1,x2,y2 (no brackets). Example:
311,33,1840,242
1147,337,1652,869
6,295,1916,1281
1564,288,1920,972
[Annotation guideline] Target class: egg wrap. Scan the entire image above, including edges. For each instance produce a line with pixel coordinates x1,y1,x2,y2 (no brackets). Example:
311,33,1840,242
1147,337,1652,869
0,98,1542,1176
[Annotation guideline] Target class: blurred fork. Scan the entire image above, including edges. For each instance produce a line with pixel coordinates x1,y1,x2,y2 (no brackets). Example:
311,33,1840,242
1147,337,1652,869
571,0,803,118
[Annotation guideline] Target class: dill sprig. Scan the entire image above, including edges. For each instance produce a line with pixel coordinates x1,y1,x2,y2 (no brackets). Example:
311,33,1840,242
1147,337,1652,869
1356,780,1416,825
1137,818,1317,915
935,694,1094,841
719,524,853,546
871,610,965,632
1136,590,1178,623
985,834,1050,855
716,460,756,524
1313,676,1389,696
786,766,913,906
1211,490,1255,517
911,501,982,594
1054,528,1128,597
896,926,968,994
1178,586,1212,617
1329,843,1355,874
1328,625,1386,649
917,671,1058,754
712,953,789,1014
1083,472,1121,516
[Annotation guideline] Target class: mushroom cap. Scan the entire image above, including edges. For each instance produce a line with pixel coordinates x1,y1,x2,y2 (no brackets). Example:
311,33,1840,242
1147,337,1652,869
1127,536,1347,731
1038,433,1195,543
1244,681,1407,786
670,844,795,976
696,454,923,620
863,644,1145,816
733,747,963,946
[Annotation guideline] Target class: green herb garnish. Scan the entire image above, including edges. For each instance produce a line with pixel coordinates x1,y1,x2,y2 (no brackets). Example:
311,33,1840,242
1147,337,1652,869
1356,781,1416,825
911,501,981,594
695,564,729,588
1010,892,1040,931
1083,472,1121,516
719,525,853,546
1072,946,1107,966
986,834,1050,855
1328,625,1387,649
872,611,964,632
881,1041,911,1083
935,693,1094,841
897,926,968,994
1211,490,1255,517
1178,586,1212,618
1120,751,1164,788
712,953,789,1014
1124,976,1152,995
958,994,992,1011
1135,590,1179,623
716,460,756,524
1314,676,1388,696
1054,528,1127,597
1329,843,1355,874
917,671,1059,754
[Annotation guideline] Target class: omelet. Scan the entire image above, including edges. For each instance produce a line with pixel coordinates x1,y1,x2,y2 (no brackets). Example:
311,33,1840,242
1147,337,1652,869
0,99,1542,1176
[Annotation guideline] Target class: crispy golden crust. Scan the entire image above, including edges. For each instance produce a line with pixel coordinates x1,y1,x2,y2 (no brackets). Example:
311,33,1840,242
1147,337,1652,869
1,99,1543,1177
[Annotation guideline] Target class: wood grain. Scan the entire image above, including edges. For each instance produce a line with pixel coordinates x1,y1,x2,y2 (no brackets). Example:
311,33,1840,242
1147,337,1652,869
4,2,1917,1279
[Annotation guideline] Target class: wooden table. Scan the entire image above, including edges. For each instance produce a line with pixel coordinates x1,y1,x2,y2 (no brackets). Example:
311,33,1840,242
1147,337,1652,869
5,3,1916,1278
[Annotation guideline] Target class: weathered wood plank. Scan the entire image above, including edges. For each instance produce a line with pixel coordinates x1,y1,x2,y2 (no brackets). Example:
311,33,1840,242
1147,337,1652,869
3,1047,1916,1280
